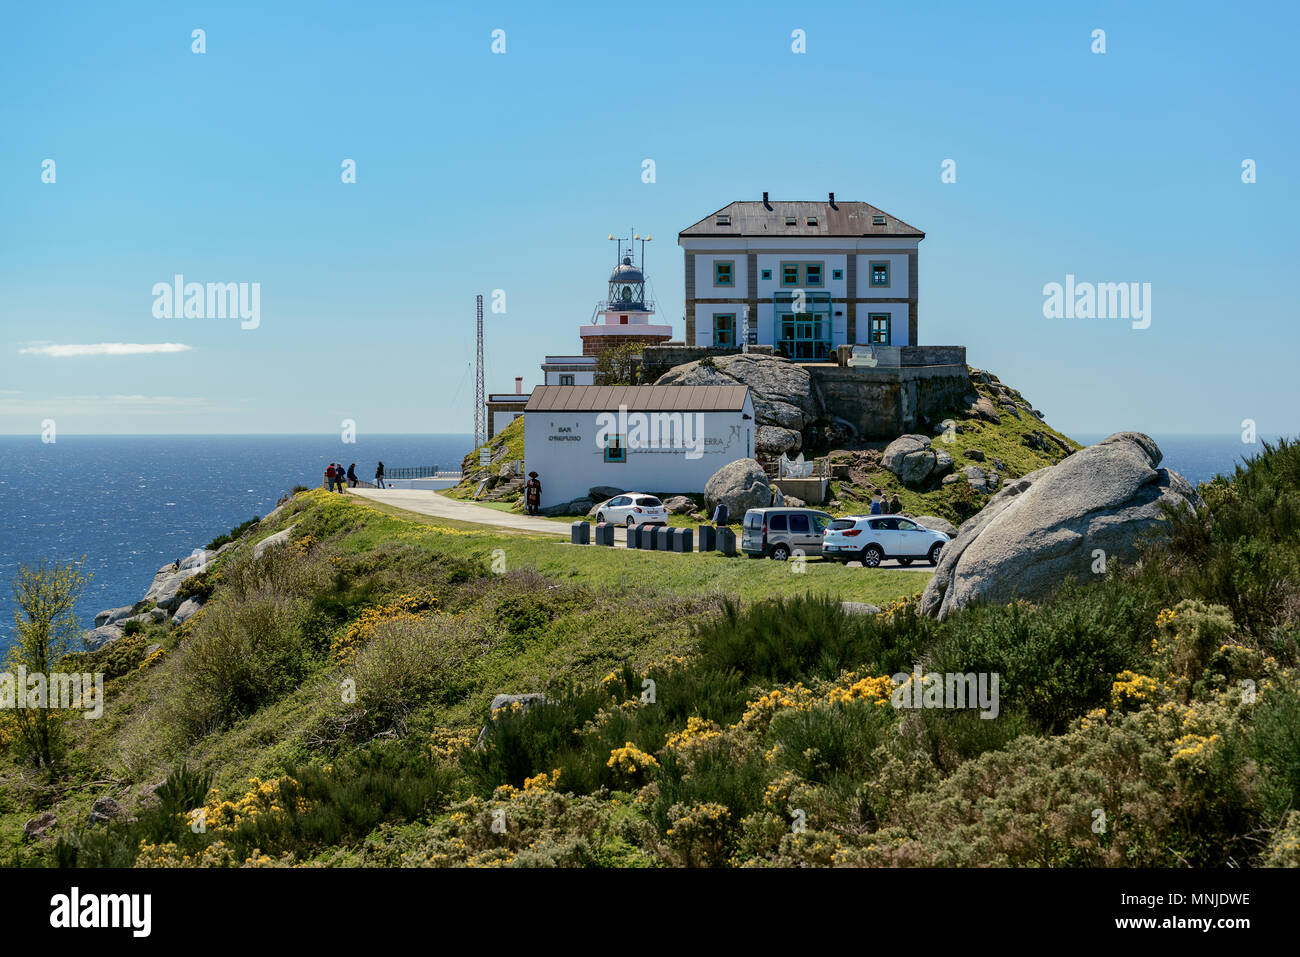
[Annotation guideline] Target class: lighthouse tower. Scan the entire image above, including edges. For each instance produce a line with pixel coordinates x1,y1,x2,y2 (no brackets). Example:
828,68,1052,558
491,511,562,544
579,232,674,357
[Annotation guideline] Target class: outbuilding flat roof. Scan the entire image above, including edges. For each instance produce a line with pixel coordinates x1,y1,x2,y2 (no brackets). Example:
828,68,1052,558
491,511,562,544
524,384,750,412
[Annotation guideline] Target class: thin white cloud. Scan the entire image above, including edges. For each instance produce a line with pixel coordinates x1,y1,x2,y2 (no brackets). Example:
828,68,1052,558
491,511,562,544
0,394,216,416
18,342,195,358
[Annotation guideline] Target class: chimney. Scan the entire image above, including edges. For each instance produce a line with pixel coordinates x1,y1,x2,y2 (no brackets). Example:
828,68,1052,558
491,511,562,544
762,191,770,208
515,376,523,394
828,191,836,207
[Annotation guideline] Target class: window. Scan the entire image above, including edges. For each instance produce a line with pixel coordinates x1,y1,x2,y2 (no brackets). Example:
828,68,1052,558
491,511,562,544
761,269,772,281
713,313,736,347
789,514,811,534
714,260,734,287
804,263,823,287
559,374,574,386
868,313,891,344
637,496,663,507
832,269,843,281
806,216,818,226
784,216,797,226
872,214,886,226
896,519,918,531
769,514,788,532
611,496,630,506
870,261,890,287
715,214,731,226
604,435,627,464
781,263,800,286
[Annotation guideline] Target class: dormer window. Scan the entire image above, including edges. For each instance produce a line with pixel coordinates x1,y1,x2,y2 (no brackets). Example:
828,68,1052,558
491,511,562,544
715,214,731,226
784,216,797,226
872,214,886,226
806,216,818,226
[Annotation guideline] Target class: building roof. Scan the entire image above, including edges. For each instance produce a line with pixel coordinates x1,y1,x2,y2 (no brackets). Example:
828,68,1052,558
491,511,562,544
525,384,750,413
679,199,924,239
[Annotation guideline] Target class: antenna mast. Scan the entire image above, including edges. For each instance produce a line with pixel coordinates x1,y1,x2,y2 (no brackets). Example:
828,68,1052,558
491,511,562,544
474,294,485,448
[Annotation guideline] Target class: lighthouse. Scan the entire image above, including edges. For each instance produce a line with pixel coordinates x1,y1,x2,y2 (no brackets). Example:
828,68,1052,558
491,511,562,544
579,232,674,357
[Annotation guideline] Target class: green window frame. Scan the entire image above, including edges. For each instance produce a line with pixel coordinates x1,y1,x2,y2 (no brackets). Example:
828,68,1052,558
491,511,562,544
780,262,800,286
604,434,627,464
714,260,735,287
761,269,772,281
712,313,736,347
804,262,823,287
867,313,891,344
870,261,890,287
832,268,843,281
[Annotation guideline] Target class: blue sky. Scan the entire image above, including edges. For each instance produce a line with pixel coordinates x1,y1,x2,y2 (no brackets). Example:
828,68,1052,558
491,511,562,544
2,0,1296,438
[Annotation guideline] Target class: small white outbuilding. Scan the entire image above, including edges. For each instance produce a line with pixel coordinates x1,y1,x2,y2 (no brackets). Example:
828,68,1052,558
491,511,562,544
523,384,755,508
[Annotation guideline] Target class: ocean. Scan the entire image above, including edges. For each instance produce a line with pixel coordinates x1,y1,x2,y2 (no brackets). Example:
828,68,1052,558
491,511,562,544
0,431,1280,649
0,434,473,647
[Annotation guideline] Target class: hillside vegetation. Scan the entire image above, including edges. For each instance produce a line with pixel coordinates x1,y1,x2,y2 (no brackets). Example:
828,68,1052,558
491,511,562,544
6,438,1299,868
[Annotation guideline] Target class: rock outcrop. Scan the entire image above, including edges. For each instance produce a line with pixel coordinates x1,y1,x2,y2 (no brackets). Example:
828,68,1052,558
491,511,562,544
662,495,695,515
253,524,297,559
172,598,204,625
656,354,822,455
881,434,954,489
913,515,958,538
704,458,778,518
920,432,1203,620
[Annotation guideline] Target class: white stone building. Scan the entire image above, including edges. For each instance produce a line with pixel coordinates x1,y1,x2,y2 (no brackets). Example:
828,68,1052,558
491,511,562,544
677,193,924,359
523,384,754,507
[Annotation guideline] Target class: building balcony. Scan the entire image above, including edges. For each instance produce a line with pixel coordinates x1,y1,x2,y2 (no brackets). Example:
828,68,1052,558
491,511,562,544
596,299,656,314
580,322,674,338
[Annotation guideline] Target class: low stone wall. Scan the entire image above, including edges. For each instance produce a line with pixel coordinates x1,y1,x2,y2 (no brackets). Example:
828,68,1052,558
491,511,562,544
810,363,972,440
834,344,967,368
774,477,828,505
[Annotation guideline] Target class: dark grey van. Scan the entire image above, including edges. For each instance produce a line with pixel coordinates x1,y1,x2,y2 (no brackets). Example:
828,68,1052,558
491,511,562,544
741,507,834,560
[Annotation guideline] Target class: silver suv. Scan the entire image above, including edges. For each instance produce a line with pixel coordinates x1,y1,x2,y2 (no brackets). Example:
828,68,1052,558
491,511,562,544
741,507,834,560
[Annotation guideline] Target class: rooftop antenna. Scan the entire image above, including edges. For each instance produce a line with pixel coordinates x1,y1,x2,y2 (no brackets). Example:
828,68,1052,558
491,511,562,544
474,294,485,449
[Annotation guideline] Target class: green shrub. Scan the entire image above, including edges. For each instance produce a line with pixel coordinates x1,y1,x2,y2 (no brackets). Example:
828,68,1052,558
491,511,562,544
694,596,930,685
206,517,260,551
169,595,323,737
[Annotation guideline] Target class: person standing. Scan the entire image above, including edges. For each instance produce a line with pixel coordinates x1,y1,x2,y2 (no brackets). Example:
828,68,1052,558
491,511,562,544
711,500,730,526
524,471,542,516
326,463,336,492
888,494,902,515
870,494,883,515
347,463,358,488
375,461,385,489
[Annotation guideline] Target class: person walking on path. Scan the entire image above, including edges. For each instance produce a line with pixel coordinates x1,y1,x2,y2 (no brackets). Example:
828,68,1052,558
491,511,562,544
524,471,542,516
711,501,730,526
375,461,386,489
326,463,337,492
347,463,358,488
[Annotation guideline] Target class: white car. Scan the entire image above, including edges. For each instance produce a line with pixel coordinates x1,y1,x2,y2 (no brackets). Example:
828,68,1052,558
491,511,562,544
822,515,949,567
594,493,669,527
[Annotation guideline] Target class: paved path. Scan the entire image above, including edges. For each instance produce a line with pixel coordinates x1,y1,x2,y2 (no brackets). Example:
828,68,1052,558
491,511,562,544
347,487,581,536
345,488,921,568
